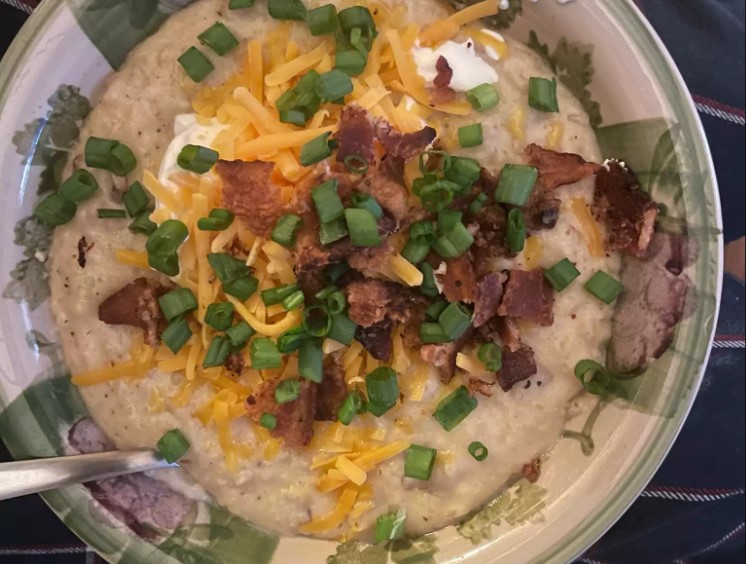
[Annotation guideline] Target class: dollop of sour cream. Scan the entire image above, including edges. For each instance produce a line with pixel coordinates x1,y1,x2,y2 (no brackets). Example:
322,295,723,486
158,113,226,188
411,40,498,92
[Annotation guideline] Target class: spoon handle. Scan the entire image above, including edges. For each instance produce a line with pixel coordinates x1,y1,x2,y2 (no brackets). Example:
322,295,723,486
0,450,175,501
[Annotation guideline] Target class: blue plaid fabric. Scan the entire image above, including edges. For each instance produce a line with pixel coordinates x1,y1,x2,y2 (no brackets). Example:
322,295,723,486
0,0,743,562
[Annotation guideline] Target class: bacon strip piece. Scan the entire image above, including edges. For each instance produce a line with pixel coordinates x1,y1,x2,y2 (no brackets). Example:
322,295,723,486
420,330,472,384
497,345,537,391
375,120,437,160
593,161,659,257
525,144,601,190
497,269,555,327
315,355,348,421
216,160,283,236
246,378,317,447
335,105,378,165
473,271,507,328
437,254,477,303
98,277,171,347
345,279,425,328
356,319,394,361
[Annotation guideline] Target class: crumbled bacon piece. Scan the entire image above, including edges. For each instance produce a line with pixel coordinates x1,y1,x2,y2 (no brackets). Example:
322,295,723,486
420,331,471,384
433,56,453,89
593,161,658,257
467,378,495,397
522,458,542,483
358,173,410,225
375,120,436,160
345,279,423,328
497,345,537,391
98,278,172,347
335,105,378,165
217,160,283,236
497,269,555,326
525,144,601,190
355,319,394,361
427,86,457,105
473,271,507,328
225,352,245,374
246,379,317,448
437,254,477,304
315,356,348,421
523,184,561,231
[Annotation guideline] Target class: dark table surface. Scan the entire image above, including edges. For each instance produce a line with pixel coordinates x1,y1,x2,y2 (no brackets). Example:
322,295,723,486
0,1,744,563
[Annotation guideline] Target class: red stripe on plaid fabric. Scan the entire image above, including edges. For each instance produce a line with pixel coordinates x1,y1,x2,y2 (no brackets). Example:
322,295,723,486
641,486,745,502
715,334,746,341
692,95,746,126
712,334,746,350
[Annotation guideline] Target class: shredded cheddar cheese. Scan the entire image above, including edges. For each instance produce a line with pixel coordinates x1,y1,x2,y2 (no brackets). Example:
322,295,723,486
570,198,605,257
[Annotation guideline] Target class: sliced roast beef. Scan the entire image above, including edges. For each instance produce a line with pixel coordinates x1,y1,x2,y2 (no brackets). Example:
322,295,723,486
436,254,477,303
497,269,555,326
315,356,348,421
355,319,394,361
375,120,436,160
216,160,283,236
525,144,601,190
246,378,317,447
606,232,696,376
593,161,658,257
98,277,171,347
473,271,507,328
497,345,537,391
335,105,378,165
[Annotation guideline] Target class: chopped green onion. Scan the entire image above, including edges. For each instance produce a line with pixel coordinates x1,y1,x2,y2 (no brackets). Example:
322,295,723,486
123,181,150,217
335,49,367,76
158,287,198,321
344,208,381,247
458,123,484,148
324,261,350,283
177,46,214,83
277,326,310,353
319,217,349,245
268,0,307,20
438,302,471,340
271,213,303,247
275,378,302,404
350,192,382,219
404,444,437,480
299,132,334,166
495,164,539,206
198,22,239,56
208,253,250,283
365,367,399,416
161,316,192,354
466,83,499,111
204,302,235,331
229,0,254,8
344,155,370,175
279,108,308,126
544,258,581,292
312,179,345,223
97,208,127,219
468,192,488,214
203,335,231,368
33,195,76,226
307,4,337,35
338,6,376,33
585,271,625,304
156,429,190,463
438,209,462,234
259,413,277,430
425,300,448,321
401,239,430,265
433,385,478,431
468,441,489,461
432,223,474,259
59,169,98,203
418,150,452,177
326,291,347,315
223,276,259,301
419,322,450,344
299,340,323,383
302,305,333,337
418,179,456,212
507,209,527,253
282,290,305,311
198,208,234,231
478,343,502,372
374,509,406,543
328,313,357,345
314,69,353,101
410,221,436,244
262,284,299,306
528,77,559,113
315,285,339,300
337,390,364,425
129,212,157,236
444,157,481,191
251,338,282,369
84,137,137,176
177,144,219,174
146,220,189,276
574,359,626,399
226,321,255,348
418,263,439,297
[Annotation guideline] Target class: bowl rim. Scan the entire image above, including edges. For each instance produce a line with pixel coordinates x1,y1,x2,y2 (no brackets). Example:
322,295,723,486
0,1,724,563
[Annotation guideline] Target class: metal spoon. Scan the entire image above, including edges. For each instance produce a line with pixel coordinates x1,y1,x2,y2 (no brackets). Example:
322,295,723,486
0,450,176,501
